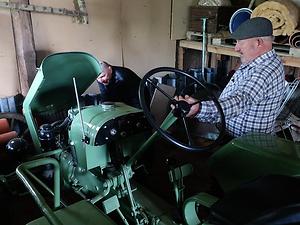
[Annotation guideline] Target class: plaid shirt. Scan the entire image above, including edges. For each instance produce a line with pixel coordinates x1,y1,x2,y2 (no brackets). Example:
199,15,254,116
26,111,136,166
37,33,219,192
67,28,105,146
196,49,285,137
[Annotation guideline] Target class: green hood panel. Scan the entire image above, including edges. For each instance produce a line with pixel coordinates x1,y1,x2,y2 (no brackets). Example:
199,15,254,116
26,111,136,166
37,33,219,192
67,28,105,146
23,52,101,152
24,52,101,114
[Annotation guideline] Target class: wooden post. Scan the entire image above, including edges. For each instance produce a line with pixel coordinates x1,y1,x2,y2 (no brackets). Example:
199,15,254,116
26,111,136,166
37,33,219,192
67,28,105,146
177,46,184,70
10,0,36,96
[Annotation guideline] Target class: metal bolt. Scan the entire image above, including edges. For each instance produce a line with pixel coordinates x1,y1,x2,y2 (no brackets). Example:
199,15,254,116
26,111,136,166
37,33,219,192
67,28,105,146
110,128,117,135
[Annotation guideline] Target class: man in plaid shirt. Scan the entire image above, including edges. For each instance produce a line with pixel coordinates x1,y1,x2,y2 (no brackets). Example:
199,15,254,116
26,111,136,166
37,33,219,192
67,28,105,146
178,17,285,137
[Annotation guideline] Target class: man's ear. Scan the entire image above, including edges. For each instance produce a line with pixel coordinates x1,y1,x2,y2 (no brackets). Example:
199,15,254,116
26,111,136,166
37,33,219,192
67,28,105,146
257,38,264,46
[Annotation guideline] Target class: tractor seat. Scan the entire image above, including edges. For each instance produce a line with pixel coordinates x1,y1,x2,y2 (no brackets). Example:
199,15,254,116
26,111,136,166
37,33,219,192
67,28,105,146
208,174,300,225
27,200,117,225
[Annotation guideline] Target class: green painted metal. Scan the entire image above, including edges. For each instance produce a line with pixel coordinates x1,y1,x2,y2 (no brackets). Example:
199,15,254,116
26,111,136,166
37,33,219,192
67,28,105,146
17,158,116,225
210,133,300,192
160,110,178,131
27,200,117,225
23,52,101,152
68,103,144,170
183,133,300,224
183,192,219,225
55,102,150,195
30,149,63,160
69,103,142,144
16,158,62,225
21,51,300,225
126,129,159,166
59,149,111,195
127,111,177,166
168,163,193,208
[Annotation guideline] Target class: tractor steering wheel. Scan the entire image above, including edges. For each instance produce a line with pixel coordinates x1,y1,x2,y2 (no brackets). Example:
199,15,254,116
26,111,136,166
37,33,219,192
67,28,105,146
139,67,226,152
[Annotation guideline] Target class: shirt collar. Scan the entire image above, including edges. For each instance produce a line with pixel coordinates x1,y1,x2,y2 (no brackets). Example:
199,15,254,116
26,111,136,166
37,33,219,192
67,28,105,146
240,49,275,70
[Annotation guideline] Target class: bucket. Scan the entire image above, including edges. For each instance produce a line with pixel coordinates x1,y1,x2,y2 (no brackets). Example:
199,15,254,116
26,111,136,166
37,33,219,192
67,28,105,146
189,68,202,81
229,8,252,33
189,68,216,84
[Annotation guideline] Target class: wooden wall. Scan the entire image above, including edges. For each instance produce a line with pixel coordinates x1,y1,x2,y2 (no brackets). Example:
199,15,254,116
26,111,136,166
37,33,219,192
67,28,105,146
0,0,176,97
0,8,20,97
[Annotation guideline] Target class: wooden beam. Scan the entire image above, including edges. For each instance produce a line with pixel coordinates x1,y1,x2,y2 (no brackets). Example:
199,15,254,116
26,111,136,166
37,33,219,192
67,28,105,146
0,1,88,24
179,40,240,57
177,46,184,70
280,55,300,68
11,0,36,96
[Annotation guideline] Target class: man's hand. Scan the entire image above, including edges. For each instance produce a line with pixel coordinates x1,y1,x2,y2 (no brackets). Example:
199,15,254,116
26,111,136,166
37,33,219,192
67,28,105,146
96,72,105,83
97,65,113,85
173,95,200,117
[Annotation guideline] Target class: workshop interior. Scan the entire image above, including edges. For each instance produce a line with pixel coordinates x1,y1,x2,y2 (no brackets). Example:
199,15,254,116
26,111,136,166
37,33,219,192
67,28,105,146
1,0,300,225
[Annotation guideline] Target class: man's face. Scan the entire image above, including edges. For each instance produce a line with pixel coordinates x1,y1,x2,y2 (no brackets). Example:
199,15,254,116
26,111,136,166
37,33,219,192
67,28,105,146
97,66,112,85
234,38,259,64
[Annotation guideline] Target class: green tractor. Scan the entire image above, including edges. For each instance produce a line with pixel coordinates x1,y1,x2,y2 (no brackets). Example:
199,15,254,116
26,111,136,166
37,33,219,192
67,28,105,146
12,52,300,225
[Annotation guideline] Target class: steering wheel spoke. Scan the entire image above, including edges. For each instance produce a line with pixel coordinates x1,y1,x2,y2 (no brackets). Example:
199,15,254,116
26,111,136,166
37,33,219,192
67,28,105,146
146,77,175,102
182,117,194,146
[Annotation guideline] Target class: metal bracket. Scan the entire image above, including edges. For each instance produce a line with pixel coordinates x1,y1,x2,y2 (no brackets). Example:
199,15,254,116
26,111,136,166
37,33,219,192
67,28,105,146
0,0,88,24
168,163,193,207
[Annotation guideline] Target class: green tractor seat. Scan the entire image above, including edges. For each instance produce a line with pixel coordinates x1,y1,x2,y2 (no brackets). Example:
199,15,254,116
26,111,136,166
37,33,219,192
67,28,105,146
27,200,116,225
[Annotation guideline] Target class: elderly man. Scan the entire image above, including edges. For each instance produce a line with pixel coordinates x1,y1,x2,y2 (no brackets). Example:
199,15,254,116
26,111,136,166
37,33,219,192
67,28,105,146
97,61,142,108
177,17,285,137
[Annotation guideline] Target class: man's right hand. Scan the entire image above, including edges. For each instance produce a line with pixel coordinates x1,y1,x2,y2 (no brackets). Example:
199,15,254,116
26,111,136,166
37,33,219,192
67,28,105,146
174,95,200,118
97,64,113,85
96,72,105,83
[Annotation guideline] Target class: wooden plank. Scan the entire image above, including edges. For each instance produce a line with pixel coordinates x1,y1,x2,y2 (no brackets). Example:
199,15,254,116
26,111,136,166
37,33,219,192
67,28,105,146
179,40,300,68
11,0,36,96
170,0,194,40
210,53,218,69
280,55,300,68
179,40,202,50
208,45,240,57
179,40,240,57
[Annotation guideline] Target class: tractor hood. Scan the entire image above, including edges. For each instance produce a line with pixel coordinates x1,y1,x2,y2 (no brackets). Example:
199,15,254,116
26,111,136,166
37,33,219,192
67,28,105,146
23,52,102,152
23,52,101,115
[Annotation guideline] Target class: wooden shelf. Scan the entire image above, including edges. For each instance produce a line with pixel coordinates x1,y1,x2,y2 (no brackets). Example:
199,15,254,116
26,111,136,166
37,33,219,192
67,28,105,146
178,40,300,68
